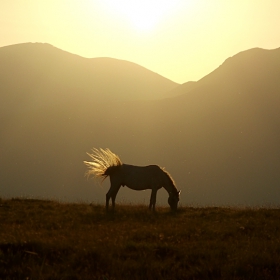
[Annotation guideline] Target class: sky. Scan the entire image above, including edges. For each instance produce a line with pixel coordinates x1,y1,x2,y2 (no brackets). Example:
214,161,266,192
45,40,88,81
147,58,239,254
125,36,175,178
1,0,280,84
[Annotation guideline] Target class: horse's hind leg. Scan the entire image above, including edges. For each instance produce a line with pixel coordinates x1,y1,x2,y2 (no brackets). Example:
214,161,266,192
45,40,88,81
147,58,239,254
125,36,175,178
111,186,121,211
106,191,111,212
106,184,121,212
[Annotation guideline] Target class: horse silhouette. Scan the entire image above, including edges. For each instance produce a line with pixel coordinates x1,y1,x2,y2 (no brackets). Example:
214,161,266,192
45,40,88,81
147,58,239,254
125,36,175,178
84,148,180,212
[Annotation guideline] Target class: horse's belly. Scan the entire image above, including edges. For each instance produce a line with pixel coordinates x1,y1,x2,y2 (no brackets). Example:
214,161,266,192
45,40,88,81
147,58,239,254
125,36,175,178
124,182,151,191
123,175,152,190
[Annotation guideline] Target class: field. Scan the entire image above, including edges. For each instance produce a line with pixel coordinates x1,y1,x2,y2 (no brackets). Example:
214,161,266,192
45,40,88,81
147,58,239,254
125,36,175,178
1,198,280,279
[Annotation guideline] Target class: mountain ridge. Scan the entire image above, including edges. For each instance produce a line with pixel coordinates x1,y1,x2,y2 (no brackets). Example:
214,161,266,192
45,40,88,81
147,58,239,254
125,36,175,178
166,47,280,100
0,42,179,106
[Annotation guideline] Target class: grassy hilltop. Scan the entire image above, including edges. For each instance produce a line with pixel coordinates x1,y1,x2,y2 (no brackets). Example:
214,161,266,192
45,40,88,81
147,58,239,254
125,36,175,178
1,198,280,279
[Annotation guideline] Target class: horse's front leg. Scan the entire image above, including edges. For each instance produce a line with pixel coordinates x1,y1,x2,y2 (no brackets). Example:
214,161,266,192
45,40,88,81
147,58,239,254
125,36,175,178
149,189,158,212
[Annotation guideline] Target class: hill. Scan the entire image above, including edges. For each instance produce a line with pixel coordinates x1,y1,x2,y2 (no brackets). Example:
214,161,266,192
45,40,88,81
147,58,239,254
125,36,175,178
0,45,280,206
0,42,178,109
1,198,280,279
167,47,280,98
162,47,280,205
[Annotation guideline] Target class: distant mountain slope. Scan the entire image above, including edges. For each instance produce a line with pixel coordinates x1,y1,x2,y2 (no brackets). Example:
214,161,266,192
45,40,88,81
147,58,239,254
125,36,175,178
166,81,197,97
1,46,280,206
159,47,280,204
170,47,280,97
198,47,280,92
0,42,178,108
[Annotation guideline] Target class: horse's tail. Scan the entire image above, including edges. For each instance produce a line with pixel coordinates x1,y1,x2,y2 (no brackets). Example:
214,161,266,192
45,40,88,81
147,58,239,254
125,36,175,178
83,148,122,182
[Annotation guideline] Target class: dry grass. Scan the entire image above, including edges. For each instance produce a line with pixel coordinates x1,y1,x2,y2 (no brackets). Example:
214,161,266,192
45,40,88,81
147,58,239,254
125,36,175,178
1,198,280,279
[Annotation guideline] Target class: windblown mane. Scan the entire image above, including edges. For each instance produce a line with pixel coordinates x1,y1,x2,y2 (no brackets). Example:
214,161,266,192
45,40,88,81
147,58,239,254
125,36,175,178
84,148,122,181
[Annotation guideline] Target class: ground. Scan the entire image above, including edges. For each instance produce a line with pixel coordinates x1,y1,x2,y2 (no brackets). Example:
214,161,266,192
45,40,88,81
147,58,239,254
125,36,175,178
1,198,280,279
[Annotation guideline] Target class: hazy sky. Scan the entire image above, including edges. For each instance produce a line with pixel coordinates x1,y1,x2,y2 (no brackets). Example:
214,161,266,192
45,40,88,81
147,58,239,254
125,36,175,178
1,0,280,83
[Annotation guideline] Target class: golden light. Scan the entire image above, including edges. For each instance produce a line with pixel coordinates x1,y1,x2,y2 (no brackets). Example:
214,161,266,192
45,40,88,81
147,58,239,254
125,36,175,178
101,0,183,32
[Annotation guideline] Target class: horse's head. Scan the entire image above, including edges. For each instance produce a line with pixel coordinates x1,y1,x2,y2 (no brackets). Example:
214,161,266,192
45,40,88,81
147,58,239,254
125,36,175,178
168,190,181,211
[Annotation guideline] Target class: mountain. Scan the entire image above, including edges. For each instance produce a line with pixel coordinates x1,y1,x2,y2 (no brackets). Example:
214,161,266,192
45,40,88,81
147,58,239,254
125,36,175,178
159,47,280,205
167,47,280,98
1,45,280,206
167,81,197,97
0,42,178,109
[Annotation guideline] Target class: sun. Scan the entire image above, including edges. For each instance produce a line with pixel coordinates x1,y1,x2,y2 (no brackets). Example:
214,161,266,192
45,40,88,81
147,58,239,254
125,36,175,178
101,0,181,32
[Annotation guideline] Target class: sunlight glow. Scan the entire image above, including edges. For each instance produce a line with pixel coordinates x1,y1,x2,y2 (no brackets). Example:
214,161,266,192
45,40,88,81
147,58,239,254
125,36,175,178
101,0,183,32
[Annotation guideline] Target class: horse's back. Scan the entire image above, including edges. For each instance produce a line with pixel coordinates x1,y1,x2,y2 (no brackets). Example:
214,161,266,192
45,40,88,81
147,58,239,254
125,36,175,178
123,164,162,176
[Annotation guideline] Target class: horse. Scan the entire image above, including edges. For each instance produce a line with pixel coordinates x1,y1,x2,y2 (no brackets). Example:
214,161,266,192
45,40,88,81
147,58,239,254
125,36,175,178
84,148,181,212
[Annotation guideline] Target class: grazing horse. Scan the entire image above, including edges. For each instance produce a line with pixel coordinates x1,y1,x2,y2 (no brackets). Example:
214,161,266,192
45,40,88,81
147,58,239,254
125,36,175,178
84,148,181,212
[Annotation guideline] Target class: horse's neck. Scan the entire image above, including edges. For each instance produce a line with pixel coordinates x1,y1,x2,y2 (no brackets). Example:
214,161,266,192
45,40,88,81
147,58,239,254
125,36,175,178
162,180,177,195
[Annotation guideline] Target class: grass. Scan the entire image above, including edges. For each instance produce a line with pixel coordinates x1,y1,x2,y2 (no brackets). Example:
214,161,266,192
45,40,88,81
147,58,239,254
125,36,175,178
1,198,280,279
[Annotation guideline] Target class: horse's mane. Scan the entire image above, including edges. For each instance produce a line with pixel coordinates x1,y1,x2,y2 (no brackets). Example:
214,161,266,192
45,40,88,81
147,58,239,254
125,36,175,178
160,167,178,192
84,148,122,181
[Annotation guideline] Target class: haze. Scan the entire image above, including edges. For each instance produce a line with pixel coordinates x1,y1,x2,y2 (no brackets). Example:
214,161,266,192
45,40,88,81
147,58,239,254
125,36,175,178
1,1,280,83
1,43,280,206
0,1,280,207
